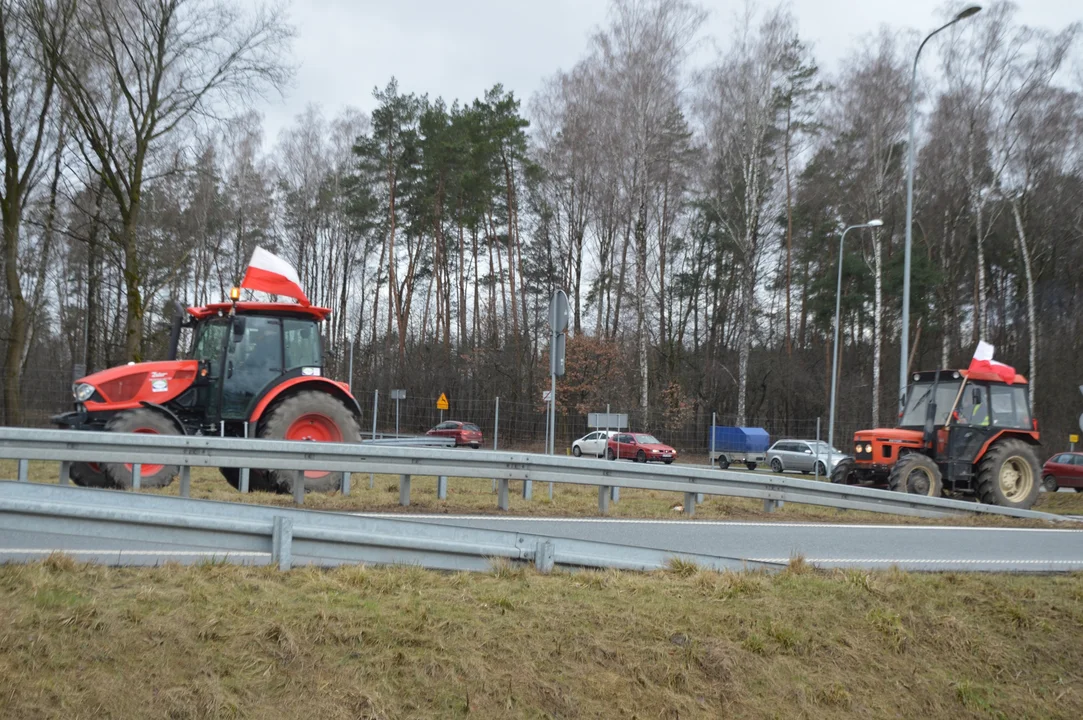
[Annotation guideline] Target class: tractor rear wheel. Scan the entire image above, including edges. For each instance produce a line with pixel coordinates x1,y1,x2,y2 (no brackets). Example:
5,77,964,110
888,454,943,497
830,459,854,484
70,462,110,488
976,439,1041,510
259,391,362,495
101,409,180,489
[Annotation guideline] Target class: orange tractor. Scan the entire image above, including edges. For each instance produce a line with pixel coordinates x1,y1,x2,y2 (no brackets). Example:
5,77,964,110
52,299,362,493
831,368,1043,510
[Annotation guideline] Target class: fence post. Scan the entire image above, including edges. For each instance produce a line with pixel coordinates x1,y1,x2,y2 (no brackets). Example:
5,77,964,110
179,466,191,498
497,479,510,511
711,411,716,462
437,475,447,500
17,459,28,482
494,396,499,450
272,516,293,571
399,474,411,506
131,464,142,490
815,417,822,481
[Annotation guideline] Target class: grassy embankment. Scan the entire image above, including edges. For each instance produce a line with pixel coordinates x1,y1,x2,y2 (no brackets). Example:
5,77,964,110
0,556,1081,719
3,459,1082,526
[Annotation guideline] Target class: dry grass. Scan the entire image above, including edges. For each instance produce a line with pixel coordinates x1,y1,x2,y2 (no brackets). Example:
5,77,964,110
0,560,1081,719
3,459,1082,526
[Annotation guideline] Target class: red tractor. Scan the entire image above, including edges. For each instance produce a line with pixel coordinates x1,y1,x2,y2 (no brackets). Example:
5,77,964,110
831,368,1043,510
52,298,362,493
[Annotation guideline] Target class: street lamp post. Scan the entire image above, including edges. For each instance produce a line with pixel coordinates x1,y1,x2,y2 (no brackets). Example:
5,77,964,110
900,5,982,410
828,219,884,464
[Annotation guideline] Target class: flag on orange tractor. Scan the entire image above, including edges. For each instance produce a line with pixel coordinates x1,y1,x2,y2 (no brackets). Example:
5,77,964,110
968,340,1016,384
241,247,310,306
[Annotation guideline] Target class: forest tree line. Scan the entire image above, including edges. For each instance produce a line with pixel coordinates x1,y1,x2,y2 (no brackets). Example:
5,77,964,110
2,0,1082,448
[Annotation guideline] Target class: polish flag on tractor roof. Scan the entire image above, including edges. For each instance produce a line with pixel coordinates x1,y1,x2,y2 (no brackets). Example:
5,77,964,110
241,247,310,307
968,340,1017,384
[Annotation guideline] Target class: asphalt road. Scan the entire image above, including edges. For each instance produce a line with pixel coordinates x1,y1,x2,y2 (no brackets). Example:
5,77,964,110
359,513,1083,573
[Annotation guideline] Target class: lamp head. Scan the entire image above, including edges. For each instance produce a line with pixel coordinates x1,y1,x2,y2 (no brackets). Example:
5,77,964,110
956,5,981,20
867,219,884,227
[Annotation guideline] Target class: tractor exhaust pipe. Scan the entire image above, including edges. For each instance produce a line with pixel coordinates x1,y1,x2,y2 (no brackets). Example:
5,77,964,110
166,300,186,361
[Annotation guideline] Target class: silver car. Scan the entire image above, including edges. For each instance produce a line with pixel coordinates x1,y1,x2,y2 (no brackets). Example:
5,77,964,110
766,440,849,476
571,430,617,458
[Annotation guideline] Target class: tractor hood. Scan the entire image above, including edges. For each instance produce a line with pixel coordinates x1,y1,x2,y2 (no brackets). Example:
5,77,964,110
853,428,924,445
75,360,199,408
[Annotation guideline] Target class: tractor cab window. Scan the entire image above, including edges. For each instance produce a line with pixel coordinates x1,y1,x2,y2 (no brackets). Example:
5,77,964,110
900,380,961,427
220,316,283,419
191,318,228,363
958,384,990,426
283,319,321,370
989,385,1032,428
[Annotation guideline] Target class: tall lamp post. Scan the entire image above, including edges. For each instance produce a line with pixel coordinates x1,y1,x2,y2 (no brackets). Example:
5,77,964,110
828,219,884,462
900,4,982,410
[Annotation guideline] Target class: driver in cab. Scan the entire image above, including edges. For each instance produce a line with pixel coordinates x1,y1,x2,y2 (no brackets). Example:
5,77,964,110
957,386,990,426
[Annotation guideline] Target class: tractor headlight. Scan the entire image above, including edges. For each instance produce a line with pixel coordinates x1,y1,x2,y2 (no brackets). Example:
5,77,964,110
73,383,96,402
864,444,873,454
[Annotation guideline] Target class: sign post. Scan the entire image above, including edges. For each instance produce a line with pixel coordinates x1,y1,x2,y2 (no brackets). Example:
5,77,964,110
437,392,449,423
548,290,568,456
1072,434,1079,452
391,389,406,435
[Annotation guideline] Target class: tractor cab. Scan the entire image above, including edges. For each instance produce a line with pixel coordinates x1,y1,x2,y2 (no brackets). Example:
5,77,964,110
834,368,1042,510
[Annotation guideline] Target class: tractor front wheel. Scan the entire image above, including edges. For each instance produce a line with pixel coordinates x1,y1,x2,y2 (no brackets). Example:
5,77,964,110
259,391,362,495
976,439,1041,510
70,462,110,488
101,409,180,489
830,459,854,485
888,454,943,497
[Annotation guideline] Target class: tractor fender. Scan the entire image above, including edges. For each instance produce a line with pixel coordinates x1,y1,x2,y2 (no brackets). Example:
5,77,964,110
248,376,362,426
975,430,1041,462
137,401,188,435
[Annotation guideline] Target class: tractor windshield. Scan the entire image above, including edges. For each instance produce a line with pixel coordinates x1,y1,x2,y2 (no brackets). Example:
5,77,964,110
190,318,228,362
900,380,961,428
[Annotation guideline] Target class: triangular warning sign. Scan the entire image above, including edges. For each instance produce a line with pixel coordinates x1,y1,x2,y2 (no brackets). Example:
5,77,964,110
436,393,449,411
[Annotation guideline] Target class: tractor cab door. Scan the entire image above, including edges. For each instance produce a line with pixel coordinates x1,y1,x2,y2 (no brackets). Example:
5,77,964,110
220,315,284,420
945,383,995,488
190,317,231,420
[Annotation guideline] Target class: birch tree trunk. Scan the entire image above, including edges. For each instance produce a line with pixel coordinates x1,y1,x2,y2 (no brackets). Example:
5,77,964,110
871,228,882,427
1011,199,1037,413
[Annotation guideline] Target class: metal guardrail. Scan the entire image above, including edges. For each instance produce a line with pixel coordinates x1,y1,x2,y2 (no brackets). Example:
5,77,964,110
0,481,781,573
0,427,1073,522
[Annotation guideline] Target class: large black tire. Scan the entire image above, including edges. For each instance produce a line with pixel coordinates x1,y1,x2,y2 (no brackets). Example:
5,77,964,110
572,445,582,457
70,462,110,488
745,462,757,471
976,439,1041,510
888,454,943,497
101,409,180,489
830,459,854,484
814,461,827,476
770,458,783,473
1042,475,1058,493
717,456,730,470
259,391,362,495
219,467,273,492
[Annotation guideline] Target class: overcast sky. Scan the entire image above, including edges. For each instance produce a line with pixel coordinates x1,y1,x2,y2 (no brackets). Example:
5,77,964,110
254,0,1077,145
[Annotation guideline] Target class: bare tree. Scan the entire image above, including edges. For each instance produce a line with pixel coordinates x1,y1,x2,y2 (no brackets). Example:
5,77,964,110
33,0,292,360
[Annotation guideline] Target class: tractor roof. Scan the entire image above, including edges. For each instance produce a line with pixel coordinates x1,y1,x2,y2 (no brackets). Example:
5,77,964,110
187,302,331,322
912,369,1029,385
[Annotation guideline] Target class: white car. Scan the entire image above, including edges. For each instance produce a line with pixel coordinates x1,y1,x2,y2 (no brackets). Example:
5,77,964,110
572,430,617,458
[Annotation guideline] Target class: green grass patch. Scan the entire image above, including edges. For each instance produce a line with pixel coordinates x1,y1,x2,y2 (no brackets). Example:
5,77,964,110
0,561,1080,718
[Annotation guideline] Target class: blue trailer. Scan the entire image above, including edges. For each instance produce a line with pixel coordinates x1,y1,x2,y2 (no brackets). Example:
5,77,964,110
707,426,770,470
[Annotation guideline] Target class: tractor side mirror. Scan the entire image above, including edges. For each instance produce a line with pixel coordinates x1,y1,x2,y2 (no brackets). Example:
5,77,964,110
972,387,981,405
231,317,246,341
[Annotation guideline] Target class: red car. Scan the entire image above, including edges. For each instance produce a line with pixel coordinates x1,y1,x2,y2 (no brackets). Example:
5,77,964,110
427,420,483,448
1041,452,1083,492
606,432,676,464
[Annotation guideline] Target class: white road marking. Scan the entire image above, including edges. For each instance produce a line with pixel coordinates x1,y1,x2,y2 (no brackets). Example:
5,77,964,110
752,558,1083,565
351,513,1083,533
0,549,269,557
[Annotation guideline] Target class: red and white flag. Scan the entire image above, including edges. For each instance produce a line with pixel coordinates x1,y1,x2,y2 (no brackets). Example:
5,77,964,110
240,247,310,306
968,340,1016,384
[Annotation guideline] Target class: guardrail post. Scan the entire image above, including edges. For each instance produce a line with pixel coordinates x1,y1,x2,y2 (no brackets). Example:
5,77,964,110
293,477,305,505
763,498,784,513
399,474,411,506
131,464,142,490
611,486,619,504
239,468,250,493
535,540,555,573
58,461,71,485
437,475,447,500
17,459,28,482
696,492,704,504
341,472,351,496
497,479,510,510
598,486,610,514
522,479,533,500
179,466,191,498
272,516,293,571
369,472,374,489
683,492,696,517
